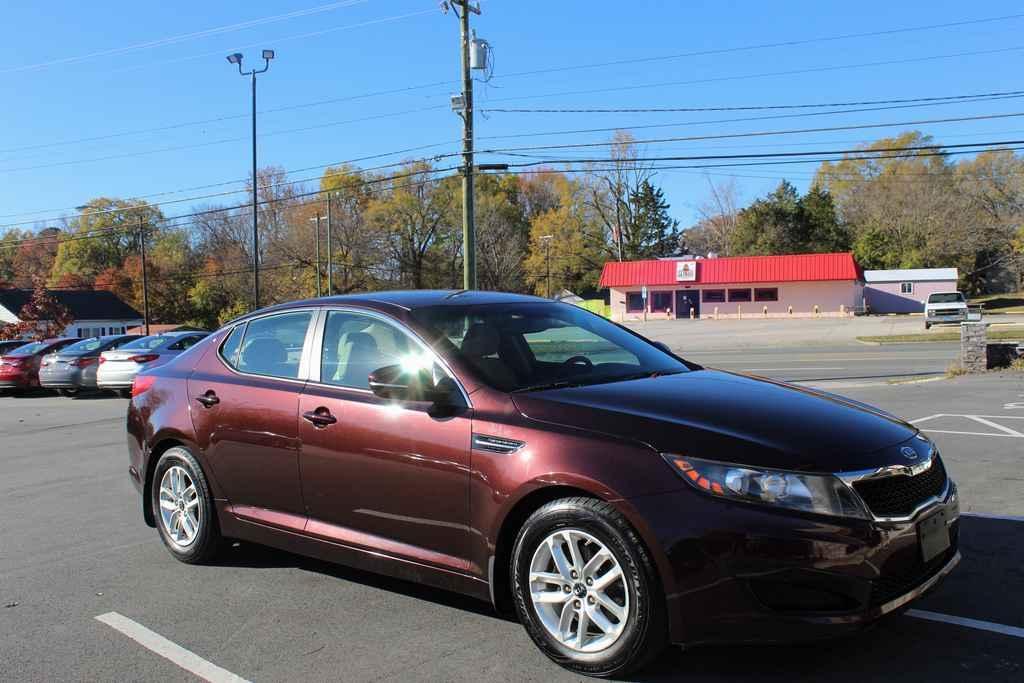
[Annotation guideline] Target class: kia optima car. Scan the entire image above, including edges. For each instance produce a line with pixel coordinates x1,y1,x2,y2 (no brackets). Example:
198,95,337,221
39,334,141,396
127,291,960,677
98,330,208,397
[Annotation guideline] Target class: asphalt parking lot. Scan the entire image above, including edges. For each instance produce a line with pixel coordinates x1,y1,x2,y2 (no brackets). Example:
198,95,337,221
2,372,1022,682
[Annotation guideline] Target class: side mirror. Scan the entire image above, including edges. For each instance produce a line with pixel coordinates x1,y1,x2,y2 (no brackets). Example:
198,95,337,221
368,364,455,405
652,341,672,354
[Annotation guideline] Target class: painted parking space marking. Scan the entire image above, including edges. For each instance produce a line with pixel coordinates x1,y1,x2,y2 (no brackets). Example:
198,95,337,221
95,612,249,683
912,414,1024,438
907,609,1024,639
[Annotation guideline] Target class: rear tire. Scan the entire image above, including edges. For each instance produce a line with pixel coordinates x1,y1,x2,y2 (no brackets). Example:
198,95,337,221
58,388,78,397
117,389,131,399
151,446,222,564
511,497,667,678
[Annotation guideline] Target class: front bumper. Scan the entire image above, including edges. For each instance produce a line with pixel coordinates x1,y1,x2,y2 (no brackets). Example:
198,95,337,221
628,485,960,646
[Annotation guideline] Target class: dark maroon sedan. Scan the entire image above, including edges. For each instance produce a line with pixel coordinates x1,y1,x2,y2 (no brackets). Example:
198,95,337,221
127,291,959,677
0,337,78,393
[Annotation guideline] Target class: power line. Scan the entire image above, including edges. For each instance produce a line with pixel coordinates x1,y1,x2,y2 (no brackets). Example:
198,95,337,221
0,167,462,246
5,14,1018,156
488,13,1024,83
481,90,1024,114
476,97,1024,143
0,0,371,75
479,45,1024,106
474,111,1024,154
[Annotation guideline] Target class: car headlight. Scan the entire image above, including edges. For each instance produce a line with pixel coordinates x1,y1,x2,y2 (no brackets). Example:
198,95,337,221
662,454,869,519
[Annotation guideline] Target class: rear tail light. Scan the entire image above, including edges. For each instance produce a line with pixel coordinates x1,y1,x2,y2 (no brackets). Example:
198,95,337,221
131,375,156,397
71,357,98,368
98,356,107,365
129,354,160,364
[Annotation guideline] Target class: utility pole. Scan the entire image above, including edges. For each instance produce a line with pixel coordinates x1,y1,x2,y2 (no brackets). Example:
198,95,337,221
226,49,275,310
539,234,553,299
450,0,480,290
326,194,333,296
138,213,150,336
310,215,322,297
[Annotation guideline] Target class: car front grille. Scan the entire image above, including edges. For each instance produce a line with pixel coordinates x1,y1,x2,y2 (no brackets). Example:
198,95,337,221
852,456,948,518
931,308,961,316
869,520,959,607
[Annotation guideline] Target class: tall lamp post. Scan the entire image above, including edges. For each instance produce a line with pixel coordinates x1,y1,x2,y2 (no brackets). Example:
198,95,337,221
227,49,275,311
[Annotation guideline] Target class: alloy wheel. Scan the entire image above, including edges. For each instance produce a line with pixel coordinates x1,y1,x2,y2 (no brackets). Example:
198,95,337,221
528,529,629,653
158,465,202,547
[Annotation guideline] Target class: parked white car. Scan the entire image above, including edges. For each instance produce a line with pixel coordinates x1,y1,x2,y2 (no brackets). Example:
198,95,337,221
924,292,968,329
97,331,208,396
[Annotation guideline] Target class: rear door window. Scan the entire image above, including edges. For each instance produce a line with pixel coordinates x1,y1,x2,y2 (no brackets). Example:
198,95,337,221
229,312,312,380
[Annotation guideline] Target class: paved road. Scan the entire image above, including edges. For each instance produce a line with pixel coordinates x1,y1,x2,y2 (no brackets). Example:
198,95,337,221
2,374,1022,681
678,342,960,383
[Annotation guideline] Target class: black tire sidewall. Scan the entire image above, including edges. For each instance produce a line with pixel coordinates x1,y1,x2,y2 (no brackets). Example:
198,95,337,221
151,446,220,564
511,498,664,677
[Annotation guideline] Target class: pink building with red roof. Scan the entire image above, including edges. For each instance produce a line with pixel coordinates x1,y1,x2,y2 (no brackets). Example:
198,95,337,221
598,252,865,321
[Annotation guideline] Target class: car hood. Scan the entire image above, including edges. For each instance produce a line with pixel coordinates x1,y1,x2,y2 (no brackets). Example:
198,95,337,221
511,369,919,473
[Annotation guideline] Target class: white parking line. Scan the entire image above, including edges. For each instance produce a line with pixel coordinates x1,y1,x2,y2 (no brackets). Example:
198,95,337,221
95,612,249,683
911,414,1024,438
907,609,1024,639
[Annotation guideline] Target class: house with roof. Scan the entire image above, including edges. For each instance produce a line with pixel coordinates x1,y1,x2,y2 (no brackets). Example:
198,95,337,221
862,268,959,314
0,289,143,338
598,252,866,321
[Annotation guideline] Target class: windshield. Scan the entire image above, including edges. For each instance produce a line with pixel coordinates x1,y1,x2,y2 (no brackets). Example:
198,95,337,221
928,293,964,304
61,338,107,354
121,335,172,351
411,302,689,392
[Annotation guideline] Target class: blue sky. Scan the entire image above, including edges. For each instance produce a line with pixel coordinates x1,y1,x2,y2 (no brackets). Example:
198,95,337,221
1,0,1021,230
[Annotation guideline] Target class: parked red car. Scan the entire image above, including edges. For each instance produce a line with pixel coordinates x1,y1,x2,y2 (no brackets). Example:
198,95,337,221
0,337,78,393
127,292,959,677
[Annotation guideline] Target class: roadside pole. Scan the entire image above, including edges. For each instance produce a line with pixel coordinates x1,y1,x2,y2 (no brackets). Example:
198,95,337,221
326,194,333,296
138,214,150,336
310,214,322,298
451,0,480,290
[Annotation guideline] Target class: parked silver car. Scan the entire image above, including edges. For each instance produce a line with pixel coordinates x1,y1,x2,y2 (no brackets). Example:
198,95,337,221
97,331,209,397
39,335,142,396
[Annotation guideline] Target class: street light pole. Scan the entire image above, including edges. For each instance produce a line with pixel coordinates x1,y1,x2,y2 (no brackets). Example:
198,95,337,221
227,49,275,311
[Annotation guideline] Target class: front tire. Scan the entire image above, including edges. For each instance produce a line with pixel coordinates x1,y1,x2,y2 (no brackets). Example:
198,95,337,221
58,388,78,397
511,497,667,678
151,446,222,564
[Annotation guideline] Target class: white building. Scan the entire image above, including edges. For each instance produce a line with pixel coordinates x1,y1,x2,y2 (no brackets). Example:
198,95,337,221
863,268,959,314
0,289,143,338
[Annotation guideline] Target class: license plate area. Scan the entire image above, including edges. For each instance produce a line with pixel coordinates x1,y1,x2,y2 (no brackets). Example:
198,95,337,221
918,509,952,563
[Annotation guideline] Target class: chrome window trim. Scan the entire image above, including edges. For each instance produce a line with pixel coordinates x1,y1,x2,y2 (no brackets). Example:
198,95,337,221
213,308,318,386
307,305,472,408
835,447,953,523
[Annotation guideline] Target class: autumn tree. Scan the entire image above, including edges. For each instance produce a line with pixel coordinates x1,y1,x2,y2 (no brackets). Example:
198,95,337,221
0,280,74,339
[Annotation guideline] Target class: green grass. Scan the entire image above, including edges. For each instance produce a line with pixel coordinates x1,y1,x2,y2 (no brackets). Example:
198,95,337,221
971,291,1024,314
859,326,1024,344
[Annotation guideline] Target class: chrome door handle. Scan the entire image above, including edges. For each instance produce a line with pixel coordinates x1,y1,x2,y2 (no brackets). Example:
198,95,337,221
195,391,219,408
302,408,337,428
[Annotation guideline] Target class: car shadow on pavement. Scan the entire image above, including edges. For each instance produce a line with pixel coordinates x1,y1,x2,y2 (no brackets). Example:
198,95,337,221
216,541,513,622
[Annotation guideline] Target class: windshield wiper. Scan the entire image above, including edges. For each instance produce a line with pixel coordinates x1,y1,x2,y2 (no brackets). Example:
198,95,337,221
512,369,685,393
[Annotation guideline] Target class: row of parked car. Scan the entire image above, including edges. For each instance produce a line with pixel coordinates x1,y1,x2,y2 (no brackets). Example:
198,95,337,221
0,330,208,397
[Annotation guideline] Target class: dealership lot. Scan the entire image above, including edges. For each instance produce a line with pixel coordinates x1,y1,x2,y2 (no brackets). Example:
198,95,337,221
2,372,1022,681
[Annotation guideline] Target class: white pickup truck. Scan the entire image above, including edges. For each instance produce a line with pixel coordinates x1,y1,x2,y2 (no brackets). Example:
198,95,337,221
924,291,968,329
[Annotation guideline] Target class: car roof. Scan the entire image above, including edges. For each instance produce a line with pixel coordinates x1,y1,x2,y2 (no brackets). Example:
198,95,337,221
245,290,550,319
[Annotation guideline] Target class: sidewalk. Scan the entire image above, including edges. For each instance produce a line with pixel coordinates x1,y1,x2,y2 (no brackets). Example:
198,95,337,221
623,314,1024,351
